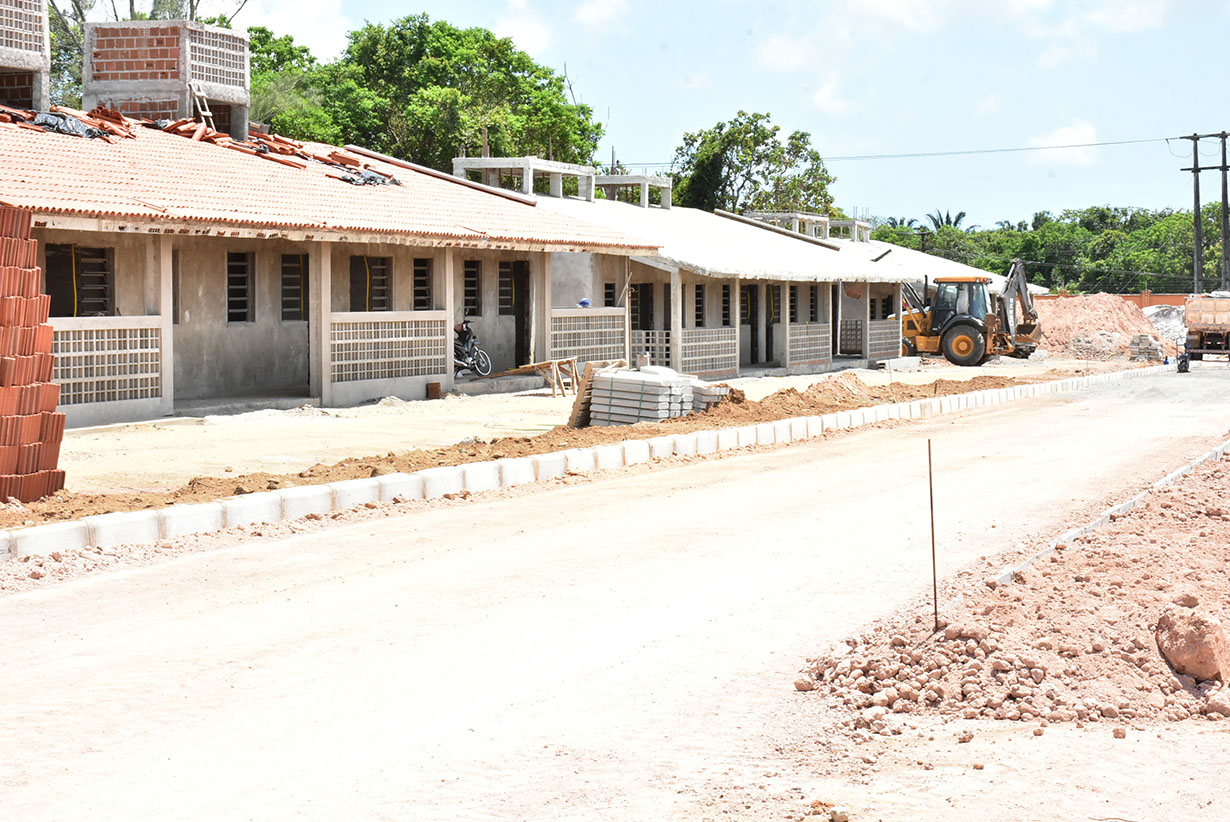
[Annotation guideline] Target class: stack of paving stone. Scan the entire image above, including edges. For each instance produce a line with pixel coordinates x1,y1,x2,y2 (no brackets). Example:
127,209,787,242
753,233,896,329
691,382,730,412
0,206,65,502
589,369,695,426
1128,333,1164,361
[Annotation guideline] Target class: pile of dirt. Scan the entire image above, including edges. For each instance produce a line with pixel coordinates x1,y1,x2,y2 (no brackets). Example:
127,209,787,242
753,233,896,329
797,455,1230,728
1035,294,1174,358
0,368,1096,530
1144,304,1187,346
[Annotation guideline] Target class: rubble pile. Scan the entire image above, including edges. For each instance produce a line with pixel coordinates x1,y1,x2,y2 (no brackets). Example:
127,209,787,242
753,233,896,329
798,455,1230,729
1143,304,1187,346
1034,293,1173,358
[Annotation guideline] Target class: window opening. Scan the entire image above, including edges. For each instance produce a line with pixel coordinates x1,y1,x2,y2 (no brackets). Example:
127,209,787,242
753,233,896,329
226,251,254,323
463,260,482,316
280,253,309,321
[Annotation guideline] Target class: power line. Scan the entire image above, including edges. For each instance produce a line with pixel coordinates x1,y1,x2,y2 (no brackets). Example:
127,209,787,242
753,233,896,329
621,135,1172,168
824,137,1168,162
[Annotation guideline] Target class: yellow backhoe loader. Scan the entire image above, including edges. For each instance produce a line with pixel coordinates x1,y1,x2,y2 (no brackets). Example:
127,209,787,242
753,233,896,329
901,258,1041,366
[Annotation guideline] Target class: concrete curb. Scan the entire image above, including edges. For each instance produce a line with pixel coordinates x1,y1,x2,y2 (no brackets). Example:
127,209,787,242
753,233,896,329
5,364,1174,559
984,434,1230,591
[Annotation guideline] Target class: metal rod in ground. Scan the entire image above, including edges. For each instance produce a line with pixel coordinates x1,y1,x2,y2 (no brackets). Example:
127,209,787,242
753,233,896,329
928,438,939,632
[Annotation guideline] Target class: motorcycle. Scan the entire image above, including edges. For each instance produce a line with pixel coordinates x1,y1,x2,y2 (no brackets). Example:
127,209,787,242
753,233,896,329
454,318,493,377
1177,337,1190,374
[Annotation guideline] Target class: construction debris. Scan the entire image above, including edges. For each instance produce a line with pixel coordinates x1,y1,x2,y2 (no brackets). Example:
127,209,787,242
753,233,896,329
1034,293,1173,358
798,455,1230,726
1144,304,1187,345
1128,333,1164,361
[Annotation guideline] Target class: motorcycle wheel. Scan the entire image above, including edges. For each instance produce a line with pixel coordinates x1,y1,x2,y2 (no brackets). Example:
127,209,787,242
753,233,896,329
475,349,493,376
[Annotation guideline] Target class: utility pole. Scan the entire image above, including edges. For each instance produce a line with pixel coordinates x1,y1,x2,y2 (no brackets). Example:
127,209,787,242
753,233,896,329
1221,133,1229,290
1182,134,1204,293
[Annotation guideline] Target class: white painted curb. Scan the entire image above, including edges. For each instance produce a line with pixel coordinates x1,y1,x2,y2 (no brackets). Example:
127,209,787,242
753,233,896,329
6,364,1177,559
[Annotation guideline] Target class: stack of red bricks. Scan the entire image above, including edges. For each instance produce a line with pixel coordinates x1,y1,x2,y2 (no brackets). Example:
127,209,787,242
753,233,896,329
0,206,65,502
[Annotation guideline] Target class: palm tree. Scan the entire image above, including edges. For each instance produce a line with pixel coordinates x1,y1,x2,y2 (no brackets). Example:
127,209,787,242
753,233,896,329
926,209,967,230
995,219,1028,232
884,216,917,228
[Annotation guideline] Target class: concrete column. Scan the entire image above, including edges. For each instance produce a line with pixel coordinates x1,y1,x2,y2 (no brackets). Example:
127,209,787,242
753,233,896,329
231,104,249,141
791,217,800,234
669,268,683,371
308,242,332,405
451,159,465,178
443,248,456,391
157,235,175,414
622,257,632,363
549,172,562,198
640,181,649,209
580,174,595,202
782,281,792,369
661,183,672,210
732,278,742,374
862,283,871,359
532,251,552,362
521,167,534,194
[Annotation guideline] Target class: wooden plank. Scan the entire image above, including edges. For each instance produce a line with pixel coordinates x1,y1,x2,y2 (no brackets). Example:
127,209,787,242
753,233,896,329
567,359,627,428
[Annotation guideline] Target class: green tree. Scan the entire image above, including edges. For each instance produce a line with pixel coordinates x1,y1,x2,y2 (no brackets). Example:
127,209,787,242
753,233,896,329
330,15,602,170
671,111,835,214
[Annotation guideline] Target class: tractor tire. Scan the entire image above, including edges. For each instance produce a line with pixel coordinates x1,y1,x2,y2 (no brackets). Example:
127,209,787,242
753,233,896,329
942,324,986,367
903,338,918,357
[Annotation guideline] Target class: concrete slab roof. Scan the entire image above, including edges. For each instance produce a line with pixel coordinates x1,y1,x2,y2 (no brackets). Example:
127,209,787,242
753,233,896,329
535,196,906,283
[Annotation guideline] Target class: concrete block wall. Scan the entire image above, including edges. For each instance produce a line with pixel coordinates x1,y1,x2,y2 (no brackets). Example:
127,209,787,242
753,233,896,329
0,0,49,110
82,19,249,139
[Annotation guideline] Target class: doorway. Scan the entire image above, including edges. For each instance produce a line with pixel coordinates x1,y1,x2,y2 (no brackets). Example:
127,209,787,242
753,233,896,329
511,260,530,365
741,284,759,362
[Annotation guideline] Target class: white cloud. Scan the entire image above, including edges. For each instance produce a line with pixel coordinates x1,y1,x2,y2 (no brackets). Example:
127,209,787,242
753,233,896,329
1026,119,1100,166
494,2,553,56
572,0,629,26
752,0,1176,79
672,72,711,92
755,34,816,73
811,80,856,116
975,93,1000,116
233,0,352,60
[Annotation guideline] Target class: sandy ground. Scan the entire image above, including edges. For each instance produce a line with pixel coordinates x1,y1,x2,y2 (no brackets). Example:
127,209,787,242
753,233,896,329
62,356,1124,494
1,368,1227,821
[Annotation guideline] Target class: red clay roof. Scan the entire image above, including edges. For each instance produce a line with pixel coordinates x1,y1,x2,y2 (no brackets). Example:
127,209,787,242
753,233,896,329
0,117,656,252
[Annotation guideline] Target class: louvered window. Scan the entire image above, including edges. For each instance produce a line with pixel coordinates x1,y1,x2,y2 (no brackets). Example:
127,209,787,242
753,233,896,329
226,251,254,323
463,260,482,316
413,258,432,310
281,253,309,321
45,244,114,317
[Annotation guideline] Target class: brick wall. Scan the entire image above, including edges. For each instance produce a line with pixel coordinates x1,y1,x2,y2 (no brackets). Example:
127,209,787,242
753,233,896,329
0,71,34,109
116,98,180,120
89,25,181,82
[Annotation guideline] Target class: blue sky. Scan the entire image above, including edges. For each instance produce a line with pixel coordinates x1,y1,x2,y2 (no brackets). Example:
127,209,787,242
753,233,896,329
231,0,1230,226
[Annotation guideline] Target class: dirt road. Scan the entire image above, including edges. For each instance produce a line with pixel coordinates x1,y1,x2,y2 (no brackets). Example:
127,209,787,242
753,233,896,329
1,369,1226,820
60,357,1116,494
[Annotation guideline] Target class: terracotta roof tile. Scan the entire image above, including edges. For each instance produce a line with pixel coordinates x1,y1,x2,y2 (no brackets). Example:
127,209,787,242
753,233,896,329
0,120,656,252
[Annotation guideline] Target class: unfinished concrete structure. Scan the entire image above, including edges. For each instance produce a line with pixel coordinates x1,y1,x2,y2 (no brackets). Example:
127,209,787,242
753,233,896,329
596,174,671,210
534,190,906,378
452,156,596,201
82,19,250,140
0,112,653,427
0,0,49,111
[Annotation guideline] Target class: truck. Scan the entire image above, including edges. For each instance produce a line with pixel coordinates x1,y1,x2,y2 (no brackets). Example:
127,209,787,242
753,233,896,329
1184,294,1230,360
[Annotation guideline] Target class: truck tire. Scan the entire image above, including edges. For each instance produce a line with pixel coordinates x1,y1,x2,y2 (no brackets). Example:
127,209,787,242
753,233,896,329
942,324,986,367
